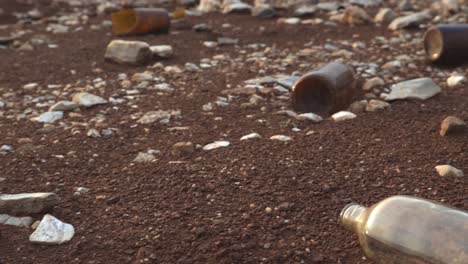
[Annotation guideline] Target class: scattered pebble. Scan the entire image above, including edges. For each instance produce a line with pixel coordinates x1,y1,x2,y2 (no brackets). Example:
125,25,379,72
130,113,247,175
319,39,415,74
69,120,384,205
435,165,464,177
105,40,152,65
240,133,262,140
270,135,292,142
203,141,230,150
440,116,466,136
332,111,357,122
0,193,60,214
382,78,441,101
29,214,75,245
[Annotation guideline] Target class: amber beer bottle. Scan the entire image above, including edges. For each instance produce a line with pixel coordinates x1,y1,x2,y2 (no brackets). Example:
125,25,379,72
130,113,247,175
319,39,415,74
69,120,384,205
424,24,468,64
340,195,468,264
111,8,171,36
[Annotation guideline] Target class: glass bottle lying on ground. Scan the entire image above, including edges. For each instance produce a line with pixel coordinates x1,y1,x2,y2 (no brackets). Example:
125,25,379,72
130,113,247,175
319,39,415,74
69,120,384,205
340,195,468,264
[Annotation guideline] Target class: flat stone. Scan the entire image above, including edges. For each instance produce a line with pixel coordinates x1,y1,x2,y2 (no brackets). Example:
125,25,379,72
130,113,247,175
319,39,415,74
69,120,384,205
278,17,301,25
435,165,464,177
252,6,276,18
105,40,152,65
172,142,195,156
349,100,368,113
336,6,371,25
203,141,230,150
363,77,385,91
49,101,79,112
0,214,33,227
240,133,262,140
132,72,154,82
133,152,156,163
217,37,238,45
32,111,63,123
388,10,432,30
350,0,382,7
383,78,441,101
29,214,75,245
440,116,466,136
197,0,221,13
0,193,60,214
137,110,180,124
294,6,316,17
270,135,292,142
296,113,323,122
223,2,252,14
150,45,173,58
72,93,107,107
332,111,357,122
366,99,390,112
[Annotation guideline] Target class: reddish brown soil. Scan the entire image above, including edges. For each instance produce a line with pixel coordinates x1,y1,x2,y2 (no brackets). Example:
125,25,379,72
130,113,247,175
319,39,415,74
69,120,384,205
0,1,467,264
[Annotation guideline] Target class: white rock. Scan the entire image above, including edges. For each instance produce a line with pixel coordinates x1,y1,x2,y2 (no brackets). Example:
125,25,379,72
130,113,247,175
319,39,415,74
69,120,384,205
49,101,79,112
223,2,252,14
297,113,323,122
32,111,63,123
435,165,464,177
72,93,107,107
150,45,173,58
104,40,152,65
0,214,33,227
133,152,156,163
29,214,74,245
203,141,230,150
23,83,39,90
278,17,301,25
270,135,292,142
240,133,262,140
203,41,218,48
131,72,153,82
0,193,60,214
447,75,465,88
383,78,441,101
388,10,432,30
332,111,357,122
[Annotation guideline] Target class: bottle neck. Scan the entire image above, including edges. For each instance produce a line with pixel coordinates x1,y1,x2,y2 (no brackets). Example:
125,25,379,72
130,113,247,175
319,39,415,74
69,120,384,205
340,203,367,233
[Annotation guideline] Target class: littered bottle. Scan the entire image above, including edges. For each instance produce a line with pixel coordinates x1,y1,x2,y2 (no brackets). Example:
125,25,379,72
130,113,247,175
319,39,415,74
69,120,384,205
340,195,468,264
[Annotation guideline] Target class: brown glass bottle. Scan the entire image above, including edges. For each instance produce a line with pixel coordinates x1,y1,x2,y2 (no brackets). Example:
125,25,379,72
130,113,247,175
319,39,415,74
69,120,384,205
341,195,468,264
424,24,468,64
291,63,358,115
111,8,170,36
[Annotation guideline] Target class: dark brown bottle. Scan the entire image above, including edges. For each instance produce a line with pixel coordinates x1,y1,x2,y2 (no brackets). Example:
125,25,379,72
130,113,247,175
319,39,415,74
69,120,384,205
111,8,171,36
291,63,358,115
424,24,468,64
341,195,468,264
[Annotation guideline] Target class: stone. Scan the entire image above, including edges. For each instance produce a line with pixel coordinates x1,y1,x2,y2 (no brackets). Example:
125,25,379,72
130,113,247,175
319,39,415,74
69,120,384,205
363,77,385,91
278,17,301,25
398,0,413,11
29,214,75,245
336,6,371,25
332,111,357,122
440,116,466,136
349,100,368,113
350,0,381,7
0,193,60,214
296,113,323,122
382,78,441,101
197,0,221,13
87,129,101,138
132,72,154,82
435,165,464,177
223,1,252,14
374,8,396,24
217,37,238,46
137,110,180,124
0,214,33,227
32,112,63,123
240,133,262,140
150,45,173,58
203,141,230,150
441,0,460,15
172,142,195,156
294,6,316,17
270,135,292,142
133,152,156,163
252,6,276,18
104,40,152,65
447,75,465,88
388,10,432,31
49,101,79,112
72,93,107,107
0,145,14,152
366,99,390,112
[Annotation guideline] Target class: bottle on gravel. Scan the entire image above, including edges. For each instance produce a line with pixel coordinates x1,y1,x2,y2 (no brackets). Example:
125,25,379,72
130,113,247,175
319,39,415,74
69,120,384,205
111,8,171,36
340,195,468,264
424,24,468,65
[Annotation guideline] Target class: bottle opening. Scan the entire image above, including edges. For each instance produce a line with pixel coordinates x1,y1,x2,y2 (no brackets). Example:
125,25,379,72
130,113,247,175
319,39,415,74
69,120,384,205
340,203,367,233
292,77,333,115
423,28,443,61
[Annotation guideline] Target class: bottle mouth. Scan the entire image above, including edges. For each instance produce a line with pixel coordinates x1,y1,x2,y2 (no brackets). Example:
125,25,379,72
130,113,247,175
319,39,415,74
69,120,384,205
340,203,367,233
424,28,443,61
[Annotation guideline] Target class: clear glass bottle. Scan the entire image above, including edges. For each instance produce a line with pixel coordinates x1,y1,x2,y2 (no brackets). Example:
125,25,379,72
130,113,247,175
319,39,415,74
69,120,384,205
340,195,468,264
